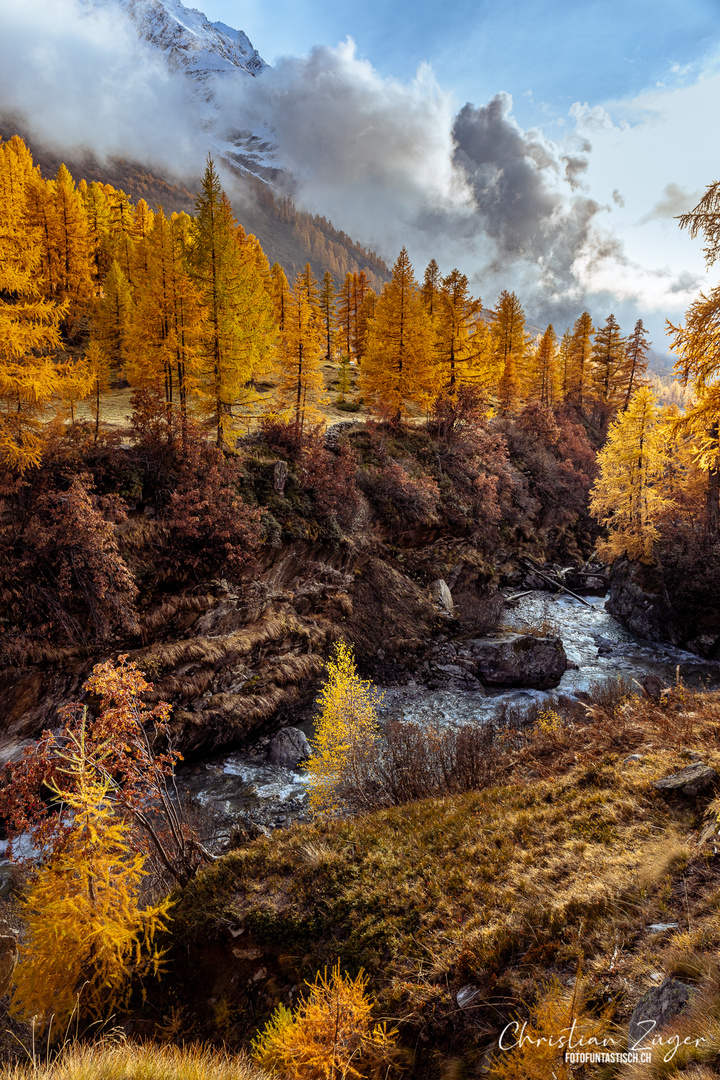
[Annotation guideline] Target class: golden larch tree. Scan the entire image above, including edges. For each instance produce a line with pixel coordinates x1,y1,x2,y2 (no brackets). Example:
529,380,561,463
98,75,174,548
276,272,326,435
527,324,560,407
590,388,675,562
360,247,436,423
491,290,529,412
304,641,382,815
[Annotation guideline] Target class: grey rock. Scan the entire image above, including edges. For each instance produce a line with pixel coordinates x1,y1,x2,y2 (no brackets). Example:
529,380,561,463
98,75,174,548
0,865,18,898
468,633,568,690
269,727,311,767
697,815,720,854
456,984,480,1009
629,978,694,1050
429,579,454,616
273,459,288,496
0,921,17,997
654,762,719,798
646,922,679,932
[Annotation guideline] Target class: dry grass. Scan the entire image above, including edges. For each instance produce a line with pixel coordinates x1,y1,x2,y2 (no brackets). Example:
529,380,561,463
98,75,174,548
168,682,720,1073
0,1039,268,1080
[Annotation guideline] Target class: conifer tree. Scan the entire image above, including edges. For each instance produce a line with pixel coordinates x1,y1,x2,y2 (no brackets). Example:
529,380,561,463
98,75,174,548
11,720,171,1034
668,283,720,533
319,270,337,362
336,271,354,358
270,262,290,333
92,259,133,370
107,188,136,281
558,327,572,400
126,210,203,434
434,269,482,392
84,340,113,440
590,388,674,561
355,288,377,363
591,313,626,408
51,163,93,327
351,270,369,358
527,324,560,407
421,258,441,317
0,137,66,470
622,318,651,409
304,641,382,815
80,180,112,279
360,247,436,423
276,272,325,435
566,311,593,405
491,290,529,412
190,157,276,446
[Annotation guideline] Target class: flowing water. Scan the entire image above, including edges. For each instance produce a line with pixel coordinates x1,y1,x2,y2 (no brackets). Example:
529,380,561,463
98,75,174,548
177,590,720,836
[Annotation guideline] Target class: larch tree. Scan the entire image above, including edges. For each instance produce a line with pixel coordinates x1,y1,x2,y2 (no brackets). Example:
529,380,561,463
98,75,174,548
319,270,337,362
434,269,482,393
591,313,626,408
126,209,203,436
527,324,560,408
270,261,290,334
50,163,93,330
491,290,529,412
189,157,277,447
566,311,593,405
303,641,382,816
421,258,442,317
336,271,354,358
558,327,573,400
355,287,377,364
351,270,370,358
590,388,675,562
622,318,651,410
92,258,134,371
83,339,113,440
668,283,720,533
80,180,112,279
276,272,326,435
360,247,436,424
0,137,66,471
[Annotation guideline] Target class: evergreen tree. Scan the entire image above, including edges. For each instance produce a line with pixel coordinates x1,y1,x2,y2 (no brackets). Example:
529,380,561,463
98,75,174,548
270,262,290,333
0,137,66,471
527,324,559,407
434,269,482,392
336,271,354,358
590,388,675,561
319,270,337,362
421,258,441,317
491,290,529,412
622,318,651,409
558,327,572,400
189,157,276,447
360,247,436,424
566,311,593,405
92,259,133,371
591,313,626,408
276,272,326,435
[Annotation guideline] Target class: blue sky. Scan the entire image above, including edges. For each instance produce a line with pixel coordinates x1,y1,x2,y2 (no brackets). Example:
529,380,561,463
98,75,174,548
201,0,719,126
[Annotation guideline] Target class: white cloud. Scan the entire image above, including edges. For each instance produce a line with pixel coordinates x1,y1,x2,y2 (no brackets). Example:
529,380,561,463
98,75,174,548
0,0,204,175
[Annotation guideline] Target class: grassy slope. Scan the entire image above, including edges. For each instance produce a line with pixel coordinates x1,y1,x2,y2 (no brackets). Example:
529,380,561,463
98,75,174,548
162,686,720,1076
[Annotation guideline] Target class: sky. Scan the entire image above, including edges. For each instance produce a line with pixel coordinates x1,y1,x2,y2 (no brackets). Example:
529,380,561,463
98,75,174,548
2,0,720,354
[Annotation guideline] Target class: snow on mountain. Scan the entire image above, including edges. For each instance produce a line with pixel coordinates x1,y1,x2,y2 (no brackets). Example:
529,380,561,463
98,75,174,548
99,0,283,183
111,0,266,82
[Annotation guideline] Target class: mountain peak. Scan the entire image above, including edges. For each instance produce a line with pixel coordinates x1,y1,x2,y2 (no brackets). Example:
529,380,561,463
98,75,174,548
109,0,267,81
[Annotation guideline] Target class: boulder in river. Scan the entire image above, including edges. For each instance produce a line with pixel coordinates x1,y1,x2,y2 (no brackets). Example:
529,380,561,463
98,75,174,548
269,727,311,767
467,633,567,690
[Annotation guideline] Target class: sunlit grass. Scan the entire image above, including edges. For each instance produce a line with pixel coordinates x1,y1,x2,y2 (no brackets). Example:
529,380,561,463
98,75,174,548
0,1040,268,1080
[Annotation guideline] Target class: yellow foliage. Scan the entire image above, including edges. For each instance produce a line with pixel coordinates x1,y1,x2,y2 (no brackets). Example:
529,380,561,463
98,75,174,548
304,641,382,816
489,977,613,1080
276,272,326,435
252,961,398,1079
11,723,172,1035
590,387,676,562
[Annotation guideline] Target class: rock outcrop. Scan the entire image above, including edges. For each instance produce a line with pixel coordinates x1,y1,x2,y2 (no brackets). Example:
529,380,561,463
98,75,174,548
467,633,567,689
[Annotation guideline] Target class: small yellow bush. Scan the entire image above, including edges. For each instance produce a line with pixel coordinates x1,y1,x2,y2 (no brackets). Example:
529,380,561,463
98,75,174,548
252,961,398,1079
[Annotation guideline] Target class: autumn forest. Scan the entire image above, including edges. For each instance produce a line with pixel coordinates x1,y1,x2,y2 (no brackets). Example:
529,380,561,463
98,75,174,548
4,124,720,1079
